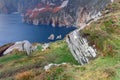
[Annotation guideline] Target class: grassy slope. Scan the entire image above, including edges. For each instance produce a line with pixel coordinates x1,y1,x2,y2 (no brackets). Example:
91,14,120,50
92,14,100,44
0,40,78,80
0,1,120,80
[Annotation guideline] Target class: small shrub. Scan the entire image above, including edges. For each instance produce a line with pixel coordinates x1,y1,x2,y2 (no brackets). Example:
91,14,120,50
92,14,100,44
43,66,72,80
103,68,116,78
103,20,115,34
37,45,43,51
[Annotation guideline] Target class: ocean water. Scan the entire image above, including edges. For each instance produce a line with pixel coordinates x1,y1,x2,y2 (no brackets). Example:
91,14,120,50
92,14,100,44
0,14,76,46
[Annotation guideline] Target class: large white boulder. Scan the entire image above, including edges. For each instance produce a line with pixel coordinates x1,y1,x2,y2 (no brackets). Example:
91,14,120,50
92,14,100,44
48,34,55,40
23,40,33,55
3,40,34,56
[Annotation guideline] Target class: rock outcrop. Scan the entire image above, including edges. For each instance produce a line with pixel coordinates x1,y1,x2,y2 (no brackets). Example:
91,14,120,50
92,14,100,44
66,30,96,65
3,40,35,56
48,34,55,40
56,35,62,39
41,43,50,51
44,63,67,71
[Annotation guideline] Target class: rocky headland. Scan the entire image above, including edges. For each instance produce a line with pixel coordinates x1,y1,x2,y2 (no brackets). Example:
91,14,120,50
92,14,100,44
0,0,113,64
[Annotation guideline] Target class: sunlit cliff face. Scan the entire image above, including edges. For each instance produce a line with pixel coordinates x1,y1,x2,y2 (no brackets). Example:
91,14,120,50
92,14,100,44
25,0,69,18
0,0,111,27
23,0,111,27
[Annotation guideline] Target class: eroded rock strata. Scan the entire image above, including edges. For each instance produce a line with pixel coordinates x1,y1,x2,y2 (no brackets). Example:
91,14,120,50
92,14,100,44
66,30,97,65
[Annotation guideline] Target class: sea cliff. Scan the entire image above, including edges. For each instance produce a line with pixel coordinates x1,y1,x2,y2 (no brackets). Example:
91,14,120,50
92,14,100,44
23,0,111,27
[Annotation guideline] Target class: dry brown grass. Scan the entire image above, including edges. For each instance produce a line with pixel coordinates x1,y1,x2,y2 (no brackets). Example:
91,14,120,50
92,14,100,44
15,71,34,80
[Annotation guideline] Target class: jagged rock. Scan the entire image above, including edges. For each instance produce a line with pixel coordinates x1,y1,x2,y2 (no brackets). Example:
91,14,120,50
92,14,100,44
3,40,35,56
66,30,96,65
44,63,67,71
33,19,39,25
48,34,55,40
41,43,50,51
56,35,62,39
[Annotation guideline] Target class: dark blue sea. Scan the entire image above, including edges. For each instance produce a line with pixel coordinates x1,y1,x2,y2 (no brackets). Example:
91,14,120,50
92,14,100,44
0,14,76,46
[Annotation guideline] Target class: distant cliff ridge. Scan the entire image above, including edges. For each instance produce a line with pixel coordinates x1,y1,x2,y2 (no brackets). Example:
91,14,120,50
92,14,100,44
0,0,42,14
0,0,112,27
23,0,112,27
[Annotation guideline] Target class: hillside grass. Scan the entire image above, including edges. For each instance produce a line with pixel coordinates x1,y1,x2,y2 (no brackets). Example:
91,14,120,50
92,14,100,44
0,40,78,80
79,1,120,79
40,2,120,79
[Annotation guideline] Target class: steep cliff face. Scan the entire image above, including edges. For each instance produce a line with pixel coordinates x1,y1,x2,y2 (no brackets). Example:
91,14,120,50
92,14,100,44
23,0,111,27
66,30,96,65
0,0,41,14
0,0,112,27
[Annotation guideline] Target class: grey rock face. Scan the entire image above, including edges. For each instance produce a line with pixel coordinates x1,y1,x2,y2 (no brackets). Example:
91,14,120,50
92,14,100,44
44,63,67,71
66,30,96,65
41,43,50,51
48,34,55,40
65,0,112,65
22,40,33,55
3,40,34,56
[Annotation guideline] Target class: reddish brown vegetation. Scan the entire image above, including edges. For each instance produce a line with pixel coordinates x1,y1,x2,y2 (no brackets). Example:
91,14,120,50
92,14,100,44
15,71,34,80
26,3,63,19
52,7,62,13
